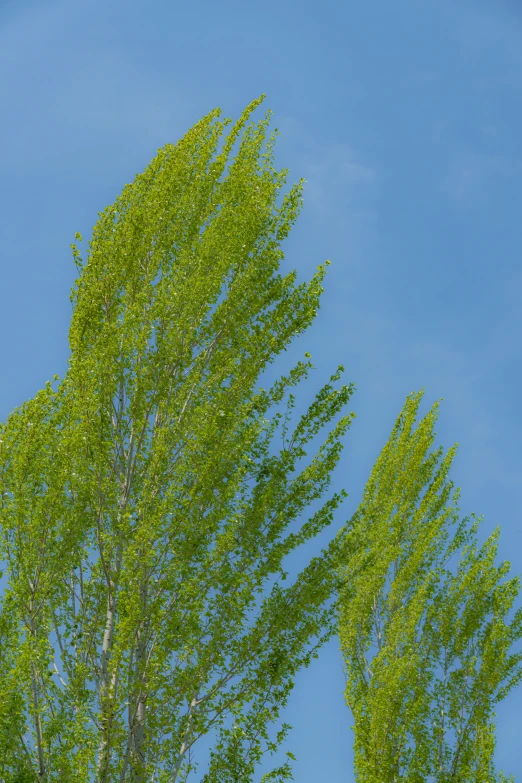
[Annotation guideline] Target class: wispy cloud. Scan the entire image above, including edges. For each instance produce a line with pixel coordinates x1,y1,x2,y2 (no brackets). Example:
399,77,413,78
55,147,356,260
0,0,191,177
443,152,522,203
272,115,379,271
443,1,522,86
303,143,376,207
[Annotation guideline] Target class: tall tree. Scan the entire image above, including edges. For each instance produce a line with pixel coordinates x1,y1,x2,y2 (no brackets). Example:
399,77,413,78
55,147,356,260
337,390,522,783
0,96,356,782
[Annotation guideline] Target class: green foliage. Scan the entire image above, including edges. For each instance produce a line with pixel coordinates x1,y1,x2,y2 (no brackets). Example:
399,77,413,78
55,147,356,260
0,96,355,781
337,390,522,782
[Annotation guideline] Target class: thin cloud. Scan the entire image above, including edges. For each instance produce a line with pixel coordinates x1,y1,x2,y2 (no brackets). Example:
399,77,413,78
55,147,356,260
443,0,522,87
276,116,377,213
0,7,190,177
442,152,521,204
0,0,84,64
304,145,376,210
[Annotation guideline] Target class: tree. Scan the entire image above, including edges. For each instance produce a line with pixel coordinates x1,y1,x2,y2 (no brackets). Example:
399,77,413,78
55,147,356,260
337,390,522,782
0,96,356,782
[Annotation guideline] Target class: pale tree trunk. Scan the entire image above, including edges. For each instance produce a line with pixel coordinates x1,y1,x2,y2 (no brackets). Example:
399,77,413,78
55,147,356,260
131,577,148,783
96,542,122,783
31,663,46,782
97,404,133,781
171,696,199,783
28,600,46,783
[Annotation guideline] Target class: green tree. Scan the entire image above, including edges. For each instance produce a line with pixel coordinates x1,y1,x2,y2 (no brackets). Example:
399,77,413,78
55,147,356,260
337,390,522,782
0,96,356,782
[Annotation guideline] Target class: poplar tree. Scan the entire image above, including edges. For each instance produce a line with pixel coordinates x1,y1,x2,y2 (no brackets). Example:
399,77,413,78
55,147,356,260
338,390,522,783
0,96,356,782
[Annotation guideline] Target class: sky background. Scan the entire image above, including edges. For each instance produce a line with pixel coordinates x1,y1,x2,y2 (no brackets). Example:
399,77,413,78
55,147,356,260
0,0,521,779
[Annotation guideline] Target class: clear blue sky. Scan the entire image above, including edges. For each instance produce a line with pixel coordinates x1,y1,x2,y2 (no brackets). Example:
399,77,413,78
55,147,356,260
0,0,521,779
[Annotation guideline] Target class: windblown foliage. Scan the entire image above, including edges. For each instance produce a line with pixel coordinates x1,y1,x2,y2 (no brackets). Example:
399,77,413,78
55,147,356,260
0,96,355,782
338,391,522,783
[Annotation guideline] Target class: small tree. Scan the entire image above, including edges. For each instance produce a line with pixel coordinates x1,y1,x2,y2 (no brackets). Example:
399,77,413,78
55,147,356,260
0,96,356,782
338,390,522,782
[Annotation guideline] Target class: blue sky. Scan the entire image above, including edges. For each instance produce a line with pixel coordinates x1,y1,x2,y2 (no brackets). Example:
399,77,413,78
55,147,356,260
0,0,521,779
